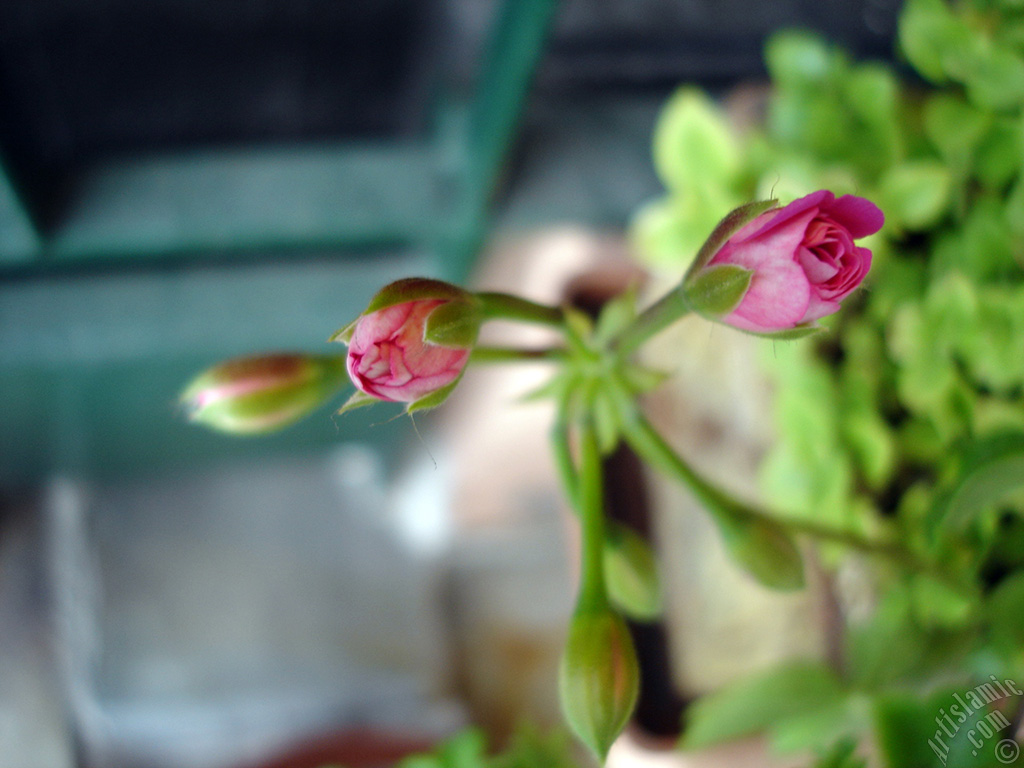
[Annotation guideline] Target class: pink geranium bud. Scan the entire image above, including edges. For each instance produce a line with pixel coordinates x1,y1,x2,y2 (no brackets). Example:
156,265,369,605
331,278,481,412
684,191,884,336
181,354,348,434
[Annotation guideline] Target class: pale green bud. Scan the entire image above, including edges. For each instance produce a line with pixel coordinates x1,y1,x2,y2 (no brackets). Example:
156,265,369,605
559,607,640,761
180,353,348,434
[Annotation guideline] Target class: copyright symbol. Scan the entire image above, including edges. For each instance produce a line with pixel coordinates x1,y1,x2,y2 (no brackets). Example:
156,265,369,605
996,739,1020,764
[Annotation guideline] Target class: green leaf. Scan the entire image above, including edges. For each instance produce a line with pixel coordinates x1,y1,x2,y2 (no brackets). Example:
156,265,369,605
765,31,837,90
959,39,1024,111
898,0,966,82
682,662,844,749
877,161,952,230
810,739,867,768
930,433,1024,535
683,264,753,318
652,88,740,194
986,572,1024,659
923,94,991,172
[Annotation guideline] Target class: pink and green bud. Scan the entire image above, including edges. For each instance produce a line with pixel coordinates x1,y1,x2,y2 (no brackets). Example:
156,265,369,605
181,354,348,434
683,191,883,337
331,278,481,413
559,607,640,760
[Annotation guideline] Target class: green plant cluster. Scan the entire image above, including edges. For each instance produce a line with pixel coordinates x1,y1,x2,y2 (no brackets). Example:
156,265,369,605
318,724,582,768
632,0,1024,766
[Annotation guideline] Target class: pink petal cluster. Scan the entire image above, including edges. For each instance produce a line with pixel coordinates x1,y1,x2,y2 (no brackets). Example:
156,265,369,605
708,191,883,332
346,299,470,402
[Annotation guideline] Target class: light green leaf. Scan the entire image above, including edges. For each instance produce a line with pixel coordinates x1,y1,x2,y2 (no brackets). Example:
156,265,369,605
652,89,740,194
682,662,844,749
898,0,965,82
877,161,952,230
765,31,836,90
986,572,1024,658
923,94,990,170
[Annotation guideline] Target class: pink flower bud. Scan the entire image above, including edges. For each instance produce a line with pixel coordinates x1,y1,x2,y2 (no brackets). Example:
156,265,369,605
181,354,348,434
686,191,883,334
347,300,471,402
334,279,481,410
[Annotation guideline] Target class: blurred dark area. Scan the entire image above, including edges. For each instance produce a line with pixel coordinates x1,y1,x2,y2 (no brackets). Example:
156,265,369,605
0,0,899,231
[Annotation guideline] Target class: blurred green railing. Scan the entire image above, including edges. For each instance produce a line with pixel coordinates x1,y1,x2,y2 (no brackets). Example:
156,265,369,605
0,0,559,482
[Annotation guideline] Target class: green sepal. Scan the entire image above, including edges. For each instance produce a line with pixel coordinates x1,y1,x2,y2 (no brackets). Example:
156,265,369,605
619,365,669,395
591,387,621,456
406,373,466,414
594,287,639,346
519,372,574,404
604,522,663,621
711,508,806,591
738,323,825,341
329,277,475,344
422,299,482,348
686,199,779,277
335,388,379,415
363,277,473,314
563,306,595,354
327,318,358,344
682,263,753,318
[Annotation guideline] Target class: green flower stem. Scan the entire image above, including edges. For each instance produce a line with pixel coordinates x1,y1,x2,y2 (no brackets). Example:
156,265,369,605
470,346,567,363
576,419,609,612
614,288,690,358
608,381,933,566
551,408,581,514
477,292,564,327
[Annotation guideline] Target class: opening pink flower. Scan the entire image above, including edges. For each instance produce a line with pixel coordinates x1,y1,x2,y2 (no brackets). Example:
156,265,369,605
346,299,472,403
688,191,883,334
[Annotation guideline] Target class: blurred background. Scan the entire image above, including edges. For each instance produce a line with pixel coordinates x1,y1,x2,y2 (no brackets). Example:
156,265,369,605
0,1,899,767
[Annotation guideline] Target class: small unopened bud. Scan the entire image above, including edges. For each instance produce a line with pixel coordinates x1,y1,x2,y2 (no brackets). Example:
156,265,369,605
604,523,662,621
559,607,640,761
330,278,481,414
180,353,348,434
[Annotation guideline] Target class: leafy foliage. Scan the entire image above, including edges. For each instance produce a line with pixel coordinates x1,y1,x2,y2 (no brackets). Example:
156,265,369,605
632,1,1024,765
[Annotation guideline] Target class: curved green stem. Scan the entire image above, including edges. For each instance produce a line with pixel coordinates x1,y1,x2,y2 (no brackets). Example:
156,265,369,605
608,381,937,568
470,346,567,363
477,291,564,327
614,288,690,358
